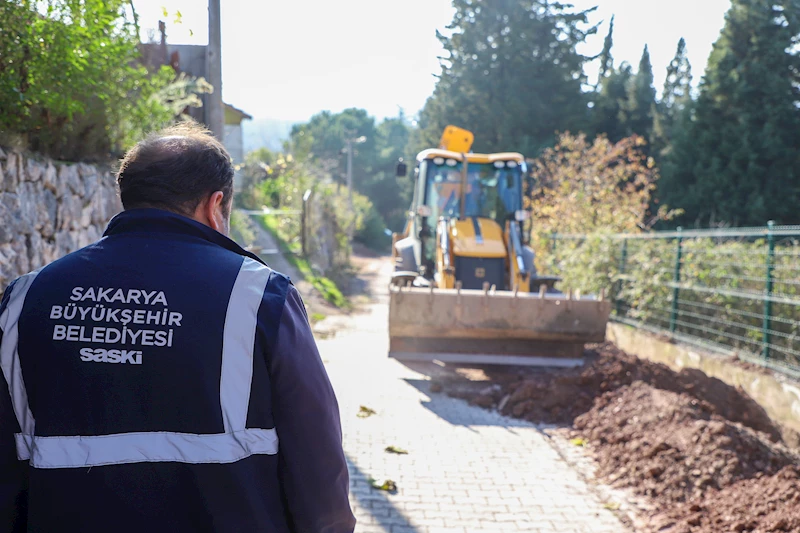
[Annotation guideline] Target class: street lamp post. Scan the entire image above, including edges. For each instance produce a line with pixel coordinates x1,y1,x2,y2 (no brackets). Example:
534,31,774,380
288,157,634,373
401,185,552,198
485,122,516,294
344,135,366,241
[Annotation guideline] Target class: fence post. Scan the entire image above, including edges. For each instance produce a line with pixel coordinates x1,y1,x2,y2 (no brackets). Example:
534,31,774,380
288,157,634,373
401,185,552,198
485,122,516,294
762,220,776,360
301,189,312,258
615,238,628,317
669,227,683,333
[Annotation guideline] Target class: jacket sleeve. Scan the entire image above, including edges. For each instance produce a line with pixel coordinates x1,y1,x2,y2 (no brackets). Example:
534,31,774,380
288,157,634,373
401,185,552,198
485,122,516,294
269,286,355,533
0,280,27,532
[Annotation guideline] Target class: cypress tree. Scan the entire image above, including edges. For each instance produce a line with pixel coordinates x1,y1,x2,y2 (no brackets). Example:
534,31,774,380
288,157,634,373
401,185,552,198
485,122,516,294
593,62,633,142
659,0,800,226
625,45,656,140
594,15,615,91
661,38,693,113
652,38,694,158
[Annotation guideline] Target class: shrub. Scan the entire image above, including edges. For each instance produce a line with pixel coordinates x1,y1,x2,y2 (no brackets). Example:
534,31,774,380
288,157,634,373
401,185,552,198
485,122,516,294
529,132,681,274
353,195,389,251
0,0,209,160
229,210,256,247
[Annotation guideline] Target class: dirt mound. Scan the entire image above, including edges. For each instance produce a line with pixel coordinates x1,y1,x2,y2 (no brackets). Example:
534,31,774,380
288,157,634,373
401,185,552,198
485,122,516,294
652,467,800,533
430,342,800,532
574,381,796,504
443,343,781,441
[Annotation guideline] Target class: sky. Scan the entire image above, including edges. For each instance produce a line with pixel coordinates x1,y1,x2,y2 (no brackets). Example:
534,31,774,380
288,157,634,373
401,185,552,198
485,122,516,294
132,0,732,124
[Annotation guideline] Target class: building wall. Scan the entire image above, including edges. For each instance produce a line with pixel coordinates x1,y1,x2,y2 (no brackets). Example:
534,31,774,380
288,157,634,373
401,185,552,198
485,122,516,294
223,124,245,193
0,148,122,289
167,44,209,125
139,42,251,167
223,124,244,163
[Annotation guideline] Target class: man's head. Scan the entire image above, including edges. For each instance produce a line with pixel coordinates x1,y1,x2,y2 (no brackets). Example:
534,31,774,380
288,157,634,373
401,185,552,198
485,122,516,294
116,122,234,235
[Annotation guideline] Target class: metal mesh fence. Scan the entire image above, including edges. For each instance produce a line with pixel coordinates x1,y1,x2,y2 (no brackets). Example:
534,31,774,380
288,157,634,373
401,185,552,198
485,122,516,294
543,224,800,378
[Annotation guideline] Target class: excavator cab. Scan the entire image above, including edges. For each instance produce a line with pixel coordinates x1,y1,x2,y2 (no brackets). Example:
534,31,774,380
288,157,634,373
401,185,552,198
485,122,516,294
388,126,610,367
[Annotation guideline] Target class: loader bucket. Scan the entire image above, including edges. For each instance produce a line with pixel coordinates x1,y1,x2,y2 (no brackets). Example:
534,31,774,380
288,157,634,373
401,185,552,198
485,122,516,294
388,285,611,367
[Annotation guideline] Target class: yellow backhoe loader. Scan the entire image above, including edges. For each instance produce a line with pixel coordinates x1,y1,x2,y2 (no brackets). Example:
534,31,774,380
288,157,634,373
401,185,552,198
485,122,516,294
389,125,610,366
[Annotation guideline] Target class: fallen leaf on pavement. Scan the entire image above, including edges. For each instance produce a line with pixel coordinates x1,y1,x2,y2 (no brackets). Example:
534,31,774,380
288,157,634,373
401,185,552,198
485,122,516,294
368,477,397,492
384,445,408,455
357,405,377,418
570,437,586,447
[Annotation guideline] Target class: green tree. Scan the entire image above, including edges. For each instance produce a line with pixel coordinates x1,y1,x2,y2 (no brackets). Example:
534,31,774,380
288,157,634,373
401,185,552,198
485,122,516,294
289,108,378,191
661,38,693,113
0,0,207,160
659,0,800,226
652,38,694,158
371,113,413,230
416,0,598,156
625,45,656,141
287,108,413,239
592,62,633,142
594,15,615,91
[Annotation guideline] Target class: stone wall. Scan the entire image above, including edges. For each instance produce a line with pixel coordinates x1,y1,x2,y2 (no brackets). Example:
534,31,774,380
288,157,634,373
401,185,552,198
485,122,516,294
0,148,121,289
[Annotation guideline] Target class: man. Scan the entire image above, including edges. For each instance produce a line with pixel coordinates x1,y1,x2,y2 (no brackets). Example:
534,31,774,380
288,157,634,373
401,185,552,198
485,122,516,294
0,123,356,532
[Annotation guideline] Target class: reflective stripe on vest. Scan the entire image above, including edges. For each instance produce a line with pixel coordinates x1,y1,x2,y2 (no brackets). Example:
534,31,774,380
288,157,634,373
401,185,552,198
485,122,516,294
14,428,278,469
220,257,271,432
0,270,40,449
0,258,279,469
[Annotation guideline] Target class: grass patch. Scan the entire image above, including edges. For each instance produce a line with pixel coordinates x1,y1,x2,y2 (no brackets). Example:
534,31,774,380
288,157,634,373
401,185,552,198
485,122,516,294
257,215,350,309
311,276,348,309
230,210,257,247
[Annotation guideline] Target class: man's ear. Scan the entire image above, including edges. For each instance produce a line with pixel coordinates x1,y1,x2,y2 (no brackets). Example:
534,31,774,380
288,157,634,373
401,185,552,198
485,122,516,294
203,191,226,233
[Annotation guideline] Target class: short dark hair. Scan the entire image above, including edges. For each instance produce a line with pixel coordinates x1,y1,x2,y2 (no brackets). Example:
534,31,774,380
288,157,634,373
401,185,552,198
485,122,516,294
116,122,234,217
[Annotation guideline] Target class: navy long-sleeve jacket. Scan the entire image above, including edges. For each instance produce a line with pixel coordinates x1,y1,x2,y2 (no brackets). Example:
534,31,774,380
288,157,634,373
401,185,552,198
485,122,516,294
0,208,355,532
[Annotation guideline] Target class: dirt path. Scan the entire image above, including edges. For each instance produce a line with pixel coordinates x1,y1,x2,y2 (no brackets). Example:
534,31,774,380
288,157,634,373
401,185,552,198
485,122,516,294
317,253,628,533
244,214,345,326
246,215,300,283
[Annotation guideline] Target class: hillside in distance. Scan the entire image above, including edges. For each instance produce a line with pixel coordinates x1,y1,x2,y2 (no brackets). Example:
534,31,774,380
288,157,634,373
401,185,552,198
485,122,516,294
242,118,298,153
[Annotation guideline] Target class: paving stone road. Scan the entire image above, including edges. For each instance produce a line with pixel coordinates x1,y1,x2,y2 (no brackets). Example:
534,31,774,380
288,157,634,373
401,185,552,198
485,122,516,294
315,257,628,533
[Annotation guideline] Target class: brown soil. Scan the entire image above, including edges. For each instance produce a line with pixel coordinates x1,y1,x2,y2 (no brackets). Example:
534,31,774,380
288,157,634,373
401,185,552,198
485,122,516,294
653,466,800,533
430,342,800,533
575,382,795,504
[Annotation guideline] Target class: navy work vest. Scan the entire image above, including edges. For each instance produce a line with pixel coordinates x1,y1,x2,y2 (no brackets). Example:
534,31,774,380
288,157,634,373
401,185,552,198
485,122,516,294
0,208,355,532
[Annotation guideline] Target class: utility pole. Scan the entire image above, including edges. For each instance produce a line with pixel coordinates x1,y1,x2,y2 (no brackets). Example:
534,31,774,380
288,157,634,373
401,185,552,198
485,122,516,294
345,137,354,240
343,134,366,241
207,0,224,140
